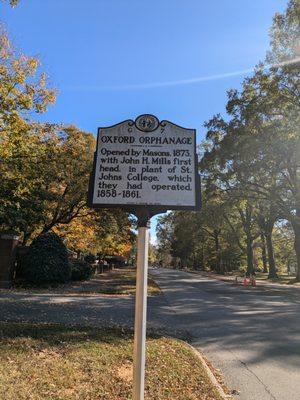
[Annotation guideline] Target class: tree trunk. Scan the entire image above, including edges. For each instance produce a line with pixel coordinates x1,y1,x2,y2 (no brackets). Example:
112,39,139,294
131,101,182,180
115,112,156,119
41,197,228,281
240,203,254,275
246,234,254,275
260,233,268,273
214,229,221,273
199,244,204,270
292,220,300,282
266,232,277,278
22,230,31,246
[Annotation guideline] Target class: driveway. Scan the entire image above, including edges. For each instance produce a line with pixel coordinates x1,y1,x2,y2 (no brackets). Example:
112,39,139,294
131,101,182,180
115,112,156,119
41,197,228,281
151,268,300,400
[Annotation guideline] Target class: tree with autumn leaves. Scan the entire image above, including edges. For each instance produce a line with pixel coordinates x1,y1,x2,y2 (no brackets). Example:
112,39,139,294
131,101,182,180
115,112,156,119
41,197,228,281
0,26,134,257
157,1,300,280
201,0,300,279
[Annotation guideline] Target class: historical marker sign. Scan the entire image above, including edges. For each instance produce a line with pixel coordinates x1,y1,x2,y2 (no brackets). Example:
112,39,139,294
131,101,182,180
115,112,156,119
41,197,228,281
88,115,201,400
88,114,201,212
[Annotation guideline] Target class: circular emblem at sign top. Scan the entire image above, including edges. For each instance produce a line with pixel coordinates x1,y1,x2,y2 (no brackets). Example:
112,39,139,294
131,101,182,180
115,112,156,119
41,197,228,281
135,114,159,132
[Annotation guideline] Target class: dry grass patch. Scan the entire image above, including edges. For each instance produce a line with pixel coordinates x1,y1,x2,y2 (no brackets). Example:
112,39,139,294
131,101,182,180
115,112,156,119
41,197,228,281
253,272,298,285
0,323,224,400
92,268,161,295
201,270,299,286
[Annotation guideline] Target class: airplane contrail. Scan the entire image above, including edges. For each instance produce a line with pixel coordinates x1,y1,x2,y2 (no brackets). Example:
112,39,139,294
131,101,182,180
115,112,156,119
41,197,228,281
66,56,300,92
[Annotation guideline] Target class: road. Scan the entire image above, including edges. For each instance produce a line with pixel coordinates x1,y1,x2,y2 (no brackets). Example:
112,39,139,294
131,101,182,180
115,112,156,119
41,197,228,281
1,269,299,400
151,268,300,400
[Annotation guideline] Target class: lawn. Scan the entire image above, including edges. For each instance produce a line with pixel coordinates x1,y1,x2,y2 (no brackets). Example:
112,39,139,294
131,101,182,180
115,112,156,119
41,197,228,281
253,272,297,285
0,323,224,400
203,269,298,286
91,268,161,295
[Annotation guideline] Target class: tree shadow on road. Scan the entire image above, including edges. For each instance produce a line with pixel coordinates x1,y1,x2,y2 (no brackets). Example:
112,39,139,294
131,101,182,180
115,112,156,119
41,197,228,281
154,271,300,368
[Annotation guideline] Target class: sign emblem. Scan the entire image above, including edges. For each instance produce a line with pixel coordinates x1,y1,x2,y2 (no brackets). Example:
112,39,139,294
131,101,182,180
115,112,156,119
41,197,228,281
135,114,159,132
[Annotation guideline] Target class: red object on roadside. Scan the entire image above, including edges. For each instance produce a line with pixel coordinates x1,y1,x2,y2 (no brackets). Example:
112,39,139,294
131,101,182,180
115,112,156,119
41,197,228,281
243,278,250,286
243,276,256,287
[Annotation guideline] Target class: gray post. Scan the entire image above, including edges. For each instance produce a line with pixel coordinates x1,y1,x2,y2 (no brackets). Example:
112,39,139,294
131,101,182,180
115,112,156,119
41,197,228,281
133,211,150,400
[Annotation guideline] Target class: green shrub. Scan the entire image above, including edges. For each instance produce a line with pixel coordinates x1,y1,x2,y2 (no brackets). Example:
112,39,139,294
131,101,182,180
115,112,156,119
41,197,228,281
21,232,70,285
70,260,93,281
84,254,97,264
15,246,29,281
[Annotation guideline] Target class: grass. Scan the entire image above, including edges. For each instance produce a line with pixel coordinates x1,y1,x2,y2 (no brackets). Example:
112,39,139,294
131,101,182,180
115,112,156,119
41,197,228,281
252,272,297,285
229,270,297,285
93,268,161,295
201,269,298,285
0,323,224,400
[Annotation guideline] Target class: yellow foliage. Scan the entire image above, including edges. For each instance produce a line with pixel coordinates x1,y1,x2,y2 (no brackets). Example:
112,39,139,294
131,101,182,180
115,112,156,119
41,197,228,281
54,210,134,257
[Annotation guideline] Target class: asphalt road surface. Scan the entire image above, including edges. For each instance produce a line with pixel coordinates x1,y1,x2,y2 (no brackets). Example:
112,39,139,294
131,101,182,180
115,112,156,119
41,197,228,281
151,268,300,400
1,269,299,400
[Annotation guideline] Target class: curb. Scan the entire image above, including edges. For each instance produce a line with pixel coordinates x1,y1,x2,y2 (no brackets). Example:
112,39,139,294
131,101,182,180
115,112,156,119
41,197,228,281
182,340,232,399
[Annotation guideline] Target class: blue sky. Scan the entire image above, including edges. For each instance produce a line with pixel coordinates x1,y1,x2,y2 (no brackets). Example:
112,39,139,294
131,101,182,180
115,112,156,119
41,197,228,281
1,0,288,243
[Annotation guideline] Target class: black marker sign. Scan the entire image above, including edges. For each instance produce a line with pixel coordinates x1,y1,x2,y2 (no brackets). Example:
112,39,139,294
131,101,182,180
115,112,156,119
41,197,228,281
88,115,201,212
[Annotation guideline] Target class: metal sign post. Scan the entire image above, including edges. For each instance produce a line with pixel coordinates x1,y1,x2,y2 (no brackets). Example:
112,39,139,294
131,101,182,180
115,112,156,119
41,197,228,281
133,211,150,400
88,114,201,400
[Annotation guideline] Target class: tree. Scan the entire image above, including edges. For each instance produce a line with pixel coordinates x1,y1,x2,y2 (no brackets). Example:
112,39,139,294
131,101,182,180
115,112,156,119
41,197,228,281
0,29,56,240
171,211,202,269
201,114,261,274
0,123,96,243
156,213,175,267
0,30,55,130
256,201,279,278
225,1,300,278
1,0,20,7
148,243,158,265
54,209,135,258
0,13,135,256
38,125,96,235
1,123,56,240
155,2,299,279
156,190,244,273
